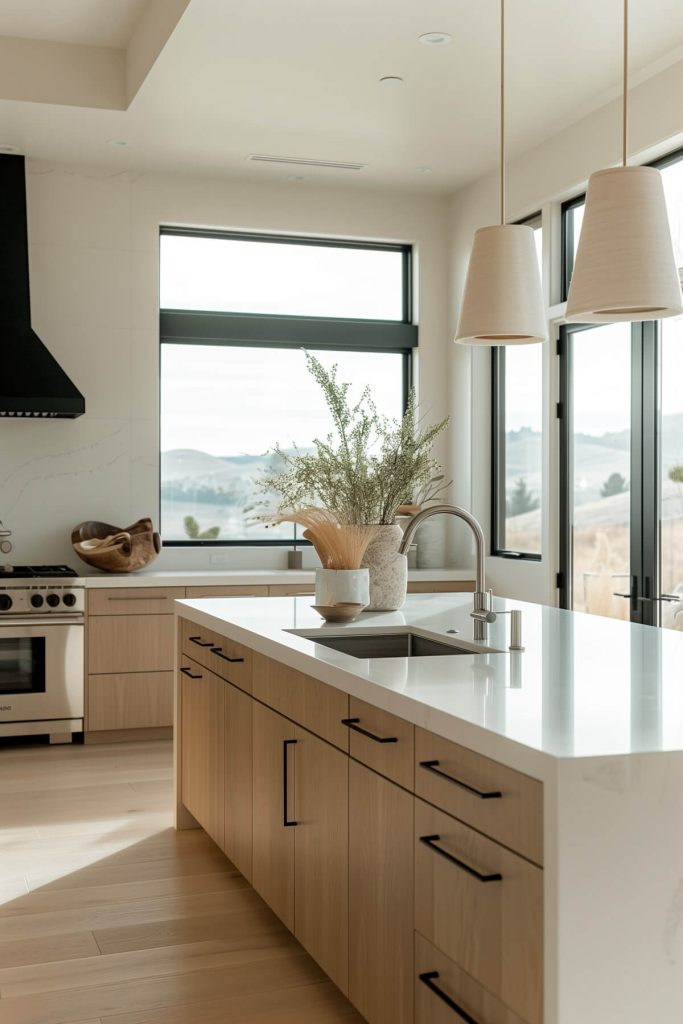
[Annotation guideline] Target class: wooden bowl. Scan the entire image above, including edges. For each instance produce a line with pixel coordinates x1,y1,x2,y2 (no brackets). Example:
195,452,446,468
71,518,162,573
312,602,364,624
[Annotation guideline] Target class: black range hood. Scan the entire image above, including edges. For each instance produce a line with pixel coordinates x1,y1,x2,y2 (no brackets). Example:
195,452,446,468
0,155,85,418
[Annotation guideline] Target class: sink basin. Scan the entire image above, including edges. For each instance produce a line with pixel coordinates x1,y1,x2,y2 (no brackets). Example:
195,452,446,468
304,630,471,659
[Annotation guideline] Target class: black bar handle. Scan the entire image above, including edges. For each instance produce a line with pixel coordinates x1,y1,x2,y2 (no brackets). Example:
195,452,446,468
283,738,297,827
189,635,214,647
418,972,479,1023
419,760,502,800
419,835,502,883
180,666,202,679
210,647,245,664
341,717,398,744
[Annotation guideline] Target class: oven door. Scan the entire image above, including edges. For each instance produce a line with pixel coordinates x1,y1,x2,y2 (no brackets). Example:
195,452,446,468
0,621,84,723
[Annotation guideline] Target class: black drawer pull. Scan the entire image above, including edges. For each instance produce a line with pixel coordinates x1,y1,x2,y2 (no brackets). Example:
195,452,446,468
180,666,202,679
419,972,479,1023
341,717,398,743
210,647,245,663
283,738,297,827
419,835,502,883
189,635,214,647
419,760,502,800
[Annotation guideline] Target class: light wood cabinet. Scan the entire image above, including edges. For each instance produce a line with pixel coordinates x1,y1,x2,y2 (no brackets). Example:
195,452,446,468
180,656,225,849
415,727,543,866
224,681,253,881
251,700,296,931
294,724,349,995
346,696,414,789
349,759,414,1024
88,587,185,616
88,671,173,731
414,799,542,1024
89,614,175,675
185,585,268,598
415,933,527,1024
268,584,315,596
252,652,349,750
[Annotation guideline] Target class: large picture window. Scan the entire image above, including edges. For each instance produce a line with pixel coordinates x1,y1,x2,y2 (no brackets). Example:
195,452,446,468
159,229,415,544
491,216,543,559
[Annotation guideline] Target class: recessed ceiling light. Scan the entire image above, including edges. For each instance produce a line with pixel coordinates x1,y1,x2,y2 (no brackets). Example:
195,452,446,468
379,76,404,88
418,31,452,46
107,139,129,147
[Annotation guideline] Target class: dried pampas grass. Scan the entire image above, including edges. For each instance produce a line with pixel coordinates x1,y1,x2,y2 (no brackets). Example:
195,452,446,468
264,507,378,569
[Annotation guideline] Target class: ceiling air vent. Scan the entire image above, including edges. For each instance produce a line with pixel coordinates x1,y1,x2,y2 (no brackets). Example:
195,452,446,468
247,154,367,172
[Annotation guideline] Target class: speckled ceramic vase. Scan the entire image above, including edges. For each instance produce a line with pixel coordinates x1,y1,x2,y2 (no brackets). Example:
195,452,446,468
361,524,408,611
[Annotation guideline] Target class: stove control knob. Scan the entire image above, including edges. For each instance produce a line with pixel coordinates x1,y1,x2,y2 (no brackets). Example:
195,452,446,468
0,594,12,611
63,593,77,608
31,594,44,608
46,593,60,608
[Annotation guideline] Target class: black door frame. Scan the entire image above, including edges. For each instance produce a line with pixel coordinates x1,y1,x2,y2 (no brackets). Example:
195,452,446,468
559,321,660,626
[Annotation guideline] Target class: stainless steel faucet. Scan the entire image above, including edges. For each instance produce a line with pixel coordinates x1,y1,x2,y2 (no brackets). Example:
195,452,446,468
398,504,491,641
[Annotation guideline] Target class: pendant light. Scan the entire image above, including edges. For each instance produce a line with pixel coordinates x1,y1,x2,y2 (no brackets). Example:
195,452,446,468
454,0,546,346
565,0,682,323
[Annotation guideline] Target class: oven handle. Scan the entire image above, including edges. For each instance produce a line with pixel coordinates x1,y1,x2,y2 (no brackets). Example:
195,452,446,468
0,615,85,627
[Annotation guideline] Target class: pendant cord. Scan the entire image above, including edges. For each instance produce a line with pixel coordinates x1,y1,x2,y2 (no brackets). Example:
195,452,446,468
500,0,505,224
622,0,628,167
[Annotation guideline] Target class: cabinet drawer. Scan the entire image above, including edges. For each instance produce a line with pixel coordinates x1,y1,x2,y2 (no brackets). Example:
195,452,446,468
180,618,252,693
88,672,173,730
88,587,185,616
415,800,542,1024
268,584,315,596
345,697,414,789
407,581,475,594
415,728,543,865
252,652,349,751
415,933,528,1024
185,586,268,598
89,614,175,674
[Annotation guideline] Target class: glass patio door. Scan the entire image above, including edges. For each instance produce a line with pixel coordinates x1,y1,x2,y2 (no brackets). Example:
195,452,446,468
560,323,633,620
561,317,683,631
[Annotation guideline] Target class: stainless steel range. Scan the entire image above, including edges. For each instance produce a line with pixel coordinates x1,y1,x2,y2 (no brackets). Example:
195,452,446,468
0,565,84,743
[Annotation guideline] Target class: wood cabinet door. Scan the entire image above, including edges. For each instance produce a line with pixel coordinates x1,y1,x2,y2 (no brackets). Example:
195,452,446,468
294,725,349,996
224,681,253,882
89,614,175,674
349,760,414,1024
180,662,225,848
251,701,296,932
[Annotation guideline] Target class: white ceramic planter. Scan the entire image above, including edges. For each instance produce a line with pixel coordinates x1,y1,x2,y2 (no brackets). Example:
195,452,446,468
314,568,370,608
361,524,408,611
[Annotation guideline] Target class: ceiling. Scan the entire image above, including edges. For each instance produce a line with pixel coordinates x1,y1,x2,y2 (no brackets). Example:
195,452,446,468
0,0,149,48
0,0,683,194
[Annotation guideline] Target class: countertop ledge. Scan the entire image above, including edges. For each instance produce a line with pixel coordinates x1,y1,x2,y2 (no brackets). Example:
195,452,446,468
78,568,473,588
175,592,683,782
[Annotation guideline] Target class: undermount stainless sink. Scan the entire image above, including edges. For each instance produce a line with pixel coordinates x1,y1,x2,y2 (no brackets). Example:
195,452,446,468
304,631,471,659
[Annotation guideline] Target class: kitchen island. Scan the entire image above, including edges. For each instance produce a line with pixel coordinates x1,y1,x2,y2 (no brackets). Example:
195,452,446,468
174,592,683,1024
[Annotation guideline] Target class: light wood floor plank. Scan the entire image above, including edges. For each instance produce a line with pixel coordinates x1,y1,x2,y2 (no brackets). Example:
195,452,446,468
0,932,101,970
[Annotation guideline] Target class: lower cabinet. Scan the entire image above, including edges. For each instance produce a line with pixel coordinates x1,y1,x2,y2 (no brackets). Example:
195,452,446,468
178,621,544,1024
252,701,350,993
180,660,224,848
224,682,253,882
349,759,414,1024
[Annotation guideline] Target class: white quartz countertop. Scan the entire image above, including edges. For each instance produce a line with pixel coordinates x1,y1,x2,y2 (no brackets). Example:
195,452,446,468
176,592,683,780
79,568,472,588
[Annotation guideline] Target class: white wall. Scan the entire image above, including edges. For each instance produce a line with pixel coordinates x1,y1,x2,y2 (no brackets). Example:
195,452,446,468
447,58,683,603
0,161,452,568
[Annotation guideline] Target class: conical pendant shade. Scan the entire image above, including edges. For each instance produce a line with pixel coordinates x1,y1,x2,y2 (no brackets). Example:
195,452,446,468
454,224,547,345
565,165,682,323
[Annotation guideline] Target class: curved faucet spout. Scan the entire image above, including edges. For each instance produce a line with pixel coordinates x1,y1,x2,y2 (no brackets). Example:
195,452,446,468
398,503,486,594
398,503,489,641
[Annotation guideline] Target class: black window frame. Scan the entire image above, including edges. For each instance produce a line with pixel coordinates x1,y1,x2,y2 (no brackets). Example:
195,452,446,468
490,213,544,562
159,227,416,547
